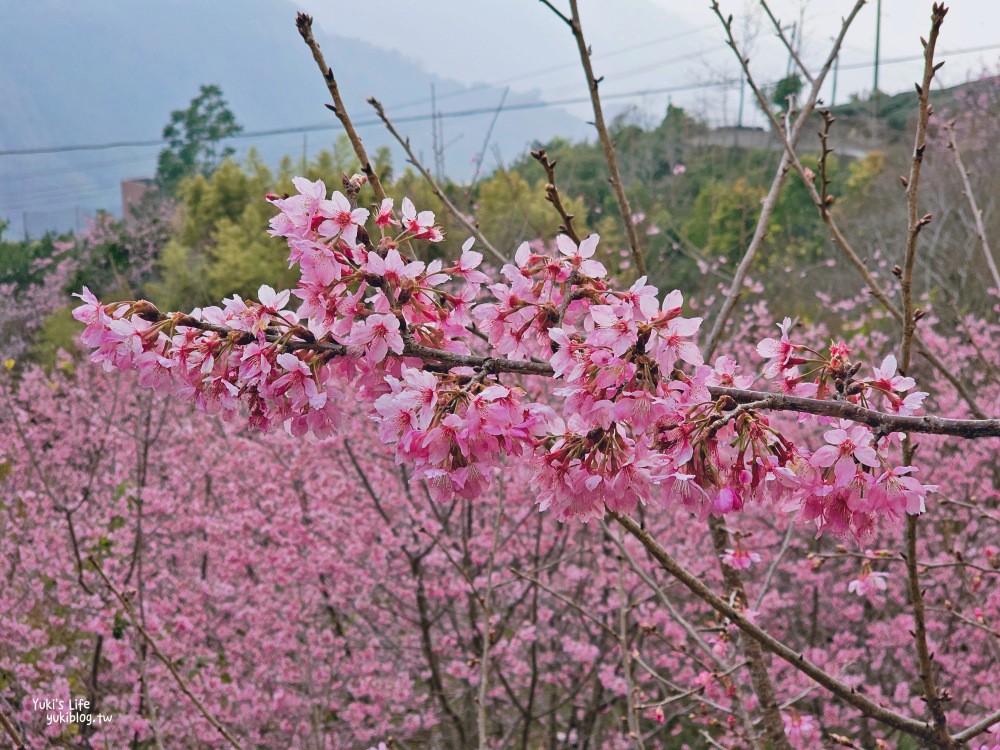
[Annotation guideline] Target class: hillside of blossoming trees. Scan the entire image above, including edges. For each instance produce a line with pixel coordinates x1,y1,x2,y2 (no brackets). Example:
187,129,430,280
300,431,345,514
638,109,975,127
2,2,999,749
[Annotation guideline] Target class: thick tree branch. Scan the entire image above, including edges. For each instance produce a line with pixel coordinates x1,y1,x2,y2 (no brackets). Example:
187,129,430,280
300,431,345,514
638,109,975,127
611,512,939,744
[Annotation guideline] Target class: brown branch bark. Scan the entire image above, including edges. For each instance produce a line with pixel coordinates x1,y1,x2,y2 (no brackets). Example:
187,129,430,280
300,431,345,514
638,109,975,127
540,0,646,276
611,512,939,744
0,706,27,750
703,0,866,357
295,13,387,202
132,304,1000,440
90,561,247,750
898,9,952,748
368,97,506,265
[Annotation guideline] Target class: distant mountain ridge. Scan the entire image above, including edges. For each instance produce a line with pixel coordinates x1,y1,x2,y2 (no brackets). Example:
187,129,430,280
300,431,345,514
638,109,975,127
0,0,590,237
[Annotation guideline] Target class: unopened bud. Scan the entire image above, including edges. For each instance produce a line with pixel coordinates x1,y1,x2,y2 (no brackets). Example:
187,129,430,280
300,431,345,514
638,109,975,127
132,300,164,322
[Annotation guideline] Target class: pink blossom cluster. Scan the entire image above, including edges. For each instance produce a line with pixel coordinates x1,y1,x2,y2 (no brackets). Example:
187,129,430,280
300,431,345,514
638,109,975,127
73,178,935,539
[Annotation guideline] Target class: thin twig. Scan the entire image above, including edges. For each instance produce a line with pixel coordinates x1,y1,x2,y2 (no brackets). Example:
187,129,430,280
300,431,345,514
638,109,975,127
616,530,645,749
704,0,866,357
611,512,938,744
368,97,506,264
953,707,1000,743
943,122,1000,292
540,0,646,276
295,13,387,202
898,8,953,748
730,50,986,418
477,479,506,749
759,1,815,85
531,148,582,244
89,560,247,750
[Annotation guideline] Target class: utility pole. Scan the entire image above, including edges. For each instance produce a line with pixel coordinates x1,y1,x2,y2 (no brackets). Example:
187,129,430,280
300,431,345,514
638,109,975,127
737,78,746,128
301,133,308,174
785,22,797,77
831,52,840,107
873,0,882,95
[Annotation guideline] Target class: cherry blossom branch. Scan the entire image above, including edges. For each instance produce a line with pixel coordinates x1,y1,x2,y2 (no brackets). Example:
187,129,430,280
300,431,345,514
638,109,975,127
719,18,986,419
703,0,866,357
295,13,387,202
89,560,247,750
677,11,866,727
943,122,1000,292
610,512,939,743
539,0,646,276
368,97,506,264
136,305,1000,440
531,148,582,244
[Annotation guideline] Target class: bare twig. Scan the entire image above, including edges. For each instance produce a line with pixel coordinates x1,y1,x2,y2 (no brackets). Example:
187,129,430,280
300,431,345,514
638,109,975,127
730,51,986,417
759,1,815,85
0,707,26,750
704,0,866,357
89,560,247,750
531,148,582,244
295,13,387,202
897,8,953,748
753,523,795,611
611,512,938,744
368,97,506,264
953,707,1000,744
943,122,1000,292
615,530,645,749
901,5,947,373
477,479,506,749
706,517,792,750
539,0,645,276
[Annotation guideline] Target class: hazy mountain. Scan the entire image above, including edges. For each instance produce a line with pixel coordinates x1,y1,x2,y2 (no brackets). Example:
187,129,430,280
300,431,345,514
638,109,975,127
0,0,591,238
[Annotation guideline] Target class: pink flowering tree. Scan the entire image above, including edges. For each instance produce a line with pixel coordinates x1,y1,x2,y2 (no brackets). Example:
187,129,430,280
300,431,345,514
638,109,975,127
3,3,1000,749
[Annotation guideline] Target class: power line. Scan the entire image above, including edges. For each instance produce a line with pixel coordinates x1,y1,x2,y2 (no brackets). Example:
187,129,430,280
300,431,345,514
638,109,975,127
0,79,736,158
4,39,1000,160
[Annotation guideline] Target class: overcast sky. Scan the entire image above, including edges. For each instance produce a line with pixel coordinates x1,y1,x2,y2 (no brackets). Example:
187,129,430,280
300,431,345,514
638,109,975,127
296,0,1000,129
